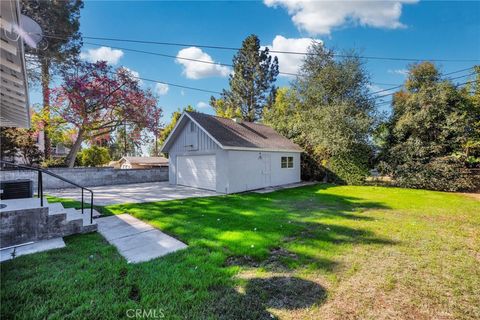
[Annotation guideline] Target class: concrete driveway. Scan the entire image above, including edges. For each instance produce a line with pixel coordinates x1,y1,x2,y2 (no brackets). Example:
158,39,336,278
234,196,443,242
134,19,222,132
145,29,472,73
47,181,220,206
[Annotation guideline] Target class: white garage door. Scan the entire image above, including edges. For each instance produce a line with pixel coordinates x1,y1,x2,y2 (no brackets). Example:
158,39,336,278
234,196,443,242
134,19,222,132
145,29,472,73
176,155,216,191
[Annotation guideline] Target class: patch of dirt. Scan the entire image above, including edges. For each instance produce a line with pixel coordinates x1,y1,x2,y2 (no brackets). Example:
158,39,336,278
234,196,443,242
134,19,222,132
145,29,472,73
458,192,480,201
119,267,128,278
262,247,300,271
128,284,141,302
224,255,259,268
224,247,300,271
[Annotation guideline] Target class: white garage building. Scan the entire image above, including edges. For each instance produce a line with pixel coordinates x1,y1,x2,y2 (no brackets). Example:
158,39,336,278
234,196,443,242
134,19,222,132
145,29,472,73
161,111,302,194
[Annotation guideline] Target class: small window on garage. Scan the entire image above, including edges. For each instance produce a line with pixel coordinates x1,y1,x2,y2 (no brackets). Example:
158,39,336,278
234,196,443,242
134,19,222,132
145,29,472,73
190,122,195,132
281,156,294,168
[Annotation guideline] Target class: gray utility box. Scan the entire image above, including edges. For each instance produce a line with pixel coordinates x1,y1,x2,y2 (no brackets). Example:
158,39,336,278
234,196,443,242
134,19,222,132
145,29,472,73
0,179,33,200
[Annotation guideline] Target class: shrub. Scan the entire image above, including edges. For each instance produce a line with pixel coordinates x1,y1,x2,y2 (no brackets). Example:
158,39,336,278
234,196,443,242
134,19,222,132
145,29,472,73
79,146,111,167
329,154,369,185
391,156,476,192
300,152,369,185
41,158,67,168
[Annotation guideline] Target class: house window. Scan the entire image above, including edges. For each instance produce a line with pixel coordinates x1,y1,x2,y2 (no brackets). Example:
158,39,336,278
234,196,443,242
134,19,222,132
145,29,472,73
281,156,294,168
190,122,195,132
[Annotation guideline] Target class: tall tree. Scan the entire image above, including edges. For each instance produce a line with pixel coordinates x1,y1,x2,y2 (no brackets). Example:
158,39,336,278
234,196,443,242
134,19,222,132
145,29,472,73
52,61,160,167
462,66,480,167
149,107,163,156
264,43,376,184
380,62,478,191
212,35,279,121
209,98,241,119
21,0,83,159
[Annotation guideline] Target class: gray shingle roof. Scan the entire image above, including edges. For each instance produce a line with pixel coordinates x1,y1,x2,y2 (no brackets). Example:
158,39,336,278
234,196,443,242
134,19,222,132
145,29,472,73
122,157,169,165
187,112,302,152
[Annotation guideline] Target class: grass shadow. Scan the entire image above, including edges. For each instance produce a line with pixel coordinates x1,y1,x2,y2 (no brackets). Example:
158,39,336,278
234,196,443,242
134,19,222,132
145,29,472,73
245,276,327,309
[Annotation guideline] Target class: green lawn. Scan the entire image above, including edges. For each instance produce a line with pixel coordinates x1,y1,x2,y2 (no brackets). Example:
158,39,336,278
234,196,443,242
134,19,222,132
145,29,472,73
2,185,479,319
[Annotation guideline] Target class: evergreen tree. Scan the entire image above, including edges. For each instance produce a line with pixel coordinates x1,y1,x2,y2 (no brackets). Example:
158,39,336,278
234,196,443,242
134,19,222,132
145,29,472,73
209,98,241,119
213,35,279,121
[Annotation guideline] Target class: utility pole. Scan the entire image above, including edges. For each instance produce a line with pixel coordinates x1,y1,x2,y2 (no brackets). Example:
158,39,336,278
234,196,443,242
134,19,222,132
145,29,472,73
123,119,127,156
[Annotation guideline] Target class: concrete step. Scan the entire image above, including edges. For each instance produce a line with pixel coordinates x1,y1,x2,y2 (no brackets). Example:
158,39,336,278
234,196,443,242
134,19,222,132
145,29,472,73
47,202,66,216
64,208,97,233
0,197,49,212
1,197,97,247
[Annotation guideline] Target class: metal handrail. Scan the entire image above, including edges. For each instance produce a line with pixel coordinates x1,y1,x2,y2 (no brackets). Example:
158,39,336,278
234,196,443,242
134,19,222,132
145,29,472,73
0,160,94,224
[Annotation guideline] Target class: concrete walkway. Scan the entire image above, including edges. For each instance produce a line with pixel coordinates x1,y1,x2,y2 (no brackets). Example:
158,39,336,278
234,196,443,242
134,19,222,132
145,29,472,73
253,181,318,194
47,181,220,206
96,214,187,263
0,238,66,262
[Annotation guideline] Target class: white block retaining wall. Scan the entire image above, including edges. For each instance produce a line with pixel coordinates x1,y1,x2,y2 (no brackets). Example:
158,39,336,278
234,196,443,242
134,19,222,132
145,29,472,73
0,167,168,190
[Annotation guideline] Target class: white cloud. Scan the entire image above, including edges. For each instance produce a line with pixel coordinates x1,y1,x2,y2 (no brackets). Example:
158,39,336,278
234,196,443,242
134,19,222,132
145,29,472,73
264,0,418,35
80,46,124,65
196,101,209,109
388,69,409,76
176,47,230,79
155,83,169,95
265,35,321,77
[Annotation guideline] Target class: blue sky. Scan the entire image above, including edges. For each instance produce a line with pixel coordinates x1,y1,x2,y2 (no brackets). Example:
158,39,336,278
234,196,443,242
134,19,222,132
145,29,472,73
30,0,480,122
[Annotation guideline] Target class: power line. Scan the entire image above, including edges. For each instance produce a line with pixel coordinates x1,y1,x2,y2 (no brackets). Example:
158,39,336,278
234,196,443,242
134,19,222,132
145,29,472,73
40,34,480,88
373,79,478,106
81,40,299,77
80,41,478,83
369,67,476,97
121,74,222,95
30,35,479,97
41,33,480,63
70,34,480,62
28,60,221,95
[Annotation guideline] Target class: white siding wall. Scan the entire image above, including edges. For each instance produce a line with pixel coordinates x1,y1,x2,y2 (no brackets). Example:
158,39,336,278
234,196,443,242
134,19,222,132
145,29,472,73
168,119,219,153
225,150,300,194
167,119,224,189
166,118,301,194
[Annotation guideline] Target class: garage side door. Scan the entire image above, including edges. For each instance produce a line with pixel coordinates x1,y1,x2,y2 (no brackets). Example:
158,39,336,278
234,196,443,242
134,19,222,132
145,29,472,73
176,155,216,191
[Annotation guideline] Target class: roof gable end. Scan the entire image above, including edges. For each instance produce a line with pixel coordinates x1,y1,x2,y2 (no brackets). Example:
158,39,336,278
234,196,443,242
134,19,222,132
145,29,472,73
160,113,224,152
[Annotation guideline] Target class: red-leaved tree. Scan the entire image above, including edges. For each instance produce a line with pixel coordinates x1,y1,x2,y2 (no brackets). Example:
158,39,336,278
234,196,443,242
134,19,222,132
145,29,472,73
52,61,161,167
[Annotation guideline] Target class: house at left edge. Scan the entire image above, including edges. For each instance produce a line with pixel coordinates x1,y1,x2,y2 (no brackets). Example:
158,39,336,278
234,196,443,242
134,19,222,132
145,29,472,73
0,0,98,260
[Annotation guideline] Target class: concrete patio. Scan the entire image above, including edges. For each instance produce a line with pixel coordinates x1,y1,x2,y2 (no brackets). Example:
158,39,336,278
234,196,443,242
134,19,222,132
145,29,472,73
46,181,220,206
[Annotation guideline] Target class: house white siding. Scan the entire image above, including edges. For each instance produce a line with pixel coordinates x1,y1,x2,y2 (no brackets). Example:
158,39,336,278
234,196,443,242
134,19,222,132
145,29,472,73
165,115,301,194
225,151,300,193
168,118,219,153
